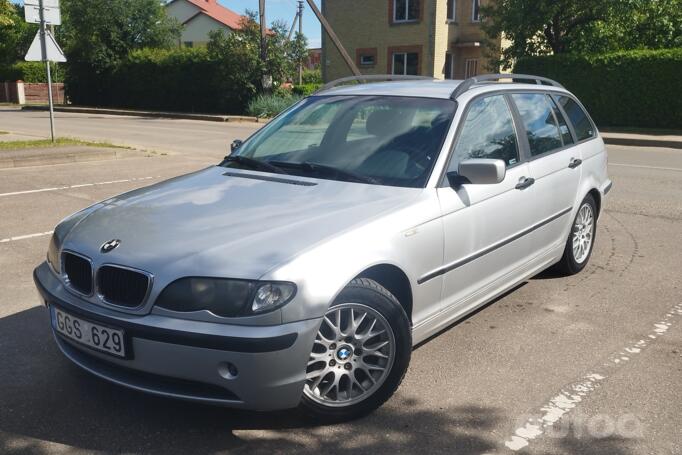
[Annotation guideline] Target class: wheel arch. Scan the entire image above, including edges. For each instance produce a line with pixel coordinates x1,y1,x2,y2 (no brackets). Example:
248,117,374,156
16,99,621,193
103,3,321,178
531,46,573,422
353,264,414,325
587,187,602,219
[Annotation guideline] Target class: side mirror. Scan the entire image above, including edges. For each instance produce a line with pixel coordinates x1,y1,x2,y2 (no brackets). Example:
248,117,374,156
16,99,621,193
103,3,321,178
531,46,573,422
449,159,506,186
230,139,243,154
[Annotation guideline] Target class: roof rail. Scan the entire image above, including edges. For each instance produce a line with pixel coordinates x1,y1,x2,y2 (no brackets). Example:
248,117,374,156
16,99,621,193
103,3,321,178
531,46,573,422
450,73,564,100
316,74,436,94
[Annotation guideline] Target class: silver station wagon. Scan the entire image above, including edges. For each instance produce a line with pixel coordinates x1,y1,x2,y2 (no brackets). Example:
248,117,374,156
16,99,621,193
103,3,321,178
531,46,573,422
34,74,611,420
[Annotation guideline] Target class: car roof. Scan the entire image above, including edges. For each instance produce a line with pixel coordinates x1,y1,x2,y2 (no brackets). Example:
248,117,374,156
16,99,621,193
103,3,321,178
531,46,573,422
315,79,570,100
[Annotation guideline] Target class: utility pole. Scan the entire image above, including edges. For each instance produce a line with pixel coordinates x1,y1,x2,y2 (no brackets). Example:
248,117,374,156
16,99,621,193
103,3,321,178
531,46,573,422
259,0,271,90
298,0,303,85
287,10,298,41
305,0,360,77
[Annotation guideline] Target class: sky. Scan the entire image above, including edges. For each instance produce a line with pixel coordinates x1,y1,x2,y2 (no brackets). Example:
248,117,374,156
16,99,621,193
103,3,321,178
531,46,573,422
11,0,323,48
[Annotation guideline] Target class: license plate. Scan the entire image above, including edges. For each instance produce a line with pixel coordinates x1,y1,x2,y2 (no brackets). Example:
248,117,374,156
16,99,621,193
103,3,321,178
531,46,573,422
53,307,126,357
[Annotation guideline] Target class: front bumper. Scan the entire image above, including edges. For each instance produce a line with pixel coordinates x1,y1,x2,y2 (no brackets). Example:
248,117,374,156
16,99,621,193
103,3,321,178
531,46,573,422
34,262,320,410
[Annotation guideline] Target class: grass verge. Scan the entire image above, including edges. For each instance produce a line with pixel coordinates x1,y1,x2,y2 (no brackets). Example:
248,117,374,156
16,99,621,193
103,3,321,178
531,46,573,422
0,131,9,135
0,137,131,151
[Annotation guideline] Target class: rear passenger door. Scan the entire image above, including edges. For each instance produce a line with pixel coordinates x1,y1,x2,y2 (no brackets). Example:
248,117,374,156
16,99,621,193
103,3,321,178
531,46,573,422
510,92,581,254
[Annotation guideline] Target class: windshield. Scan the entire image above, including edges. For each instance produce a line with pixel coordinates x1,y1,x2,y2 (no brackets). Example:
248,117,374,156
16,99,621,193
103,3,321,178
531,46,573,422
223,95,456,188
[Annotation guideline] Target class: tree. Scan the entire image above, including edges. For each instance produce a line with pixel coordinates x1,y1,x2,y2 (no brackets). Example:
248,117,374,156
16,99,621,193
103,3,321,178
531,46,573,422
207,11,308,95
59,0,180,104
482,0,682,69
0,0,37,66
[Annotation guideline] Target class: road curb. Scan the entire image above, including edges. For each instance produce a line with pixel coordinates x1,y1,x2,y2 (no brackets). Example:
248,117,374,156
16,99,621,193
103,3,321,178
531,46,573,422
0,147,140,169
21,105,270,124
601,136,682,150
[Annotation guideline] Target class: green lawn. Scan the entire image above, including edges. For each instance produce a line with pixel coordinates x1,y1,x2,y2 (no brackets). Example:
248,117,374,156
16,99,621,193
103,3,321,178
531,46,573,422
0,137,128,151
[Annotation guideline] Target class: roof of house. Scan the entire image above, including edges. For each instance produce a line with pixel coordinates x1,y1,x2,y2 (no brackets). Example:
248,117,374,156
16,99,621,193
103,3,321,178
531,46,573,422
180,0,244,29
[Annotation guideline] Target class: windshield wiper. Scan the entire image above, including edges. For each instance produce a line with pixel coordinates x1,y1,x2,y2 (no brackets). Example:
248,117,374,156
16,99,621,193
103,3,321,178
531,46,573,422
269,161,377,184
221,155,287,175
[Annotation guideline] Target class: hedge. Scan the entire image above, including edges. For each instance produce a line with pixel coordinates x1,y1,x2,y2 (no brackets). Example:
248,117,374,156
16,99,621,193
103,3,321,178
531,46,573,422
514,49,682,129
110,48,226,112
0,61,65,83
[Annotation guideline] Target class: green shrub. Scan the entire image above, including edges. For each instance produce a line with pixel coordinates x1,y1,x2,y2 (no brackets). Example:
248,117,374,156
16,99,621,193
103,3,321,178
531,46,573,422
514,49,682,129
0,61,64,83
246,93,302,118
109,47,254,114
302,68,322,84
292,83,322,97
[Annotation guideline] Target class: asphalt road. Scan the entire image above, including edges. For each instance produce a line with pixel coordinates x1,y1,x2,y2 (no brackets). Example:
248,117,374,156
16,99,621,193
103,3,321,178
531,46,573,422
0,109,681,454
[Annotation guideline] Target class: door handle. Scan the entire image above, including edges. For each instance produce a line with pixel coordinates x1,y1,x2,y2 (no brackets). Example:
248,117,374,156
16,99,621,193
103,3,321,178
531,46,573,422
515,177,535,190
568,158,583,169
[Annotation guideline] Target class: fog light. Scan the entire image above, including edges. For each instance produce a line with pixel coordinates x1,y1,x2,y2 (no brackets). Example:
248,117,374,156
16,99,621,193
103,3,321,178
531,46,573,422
218,361,239,379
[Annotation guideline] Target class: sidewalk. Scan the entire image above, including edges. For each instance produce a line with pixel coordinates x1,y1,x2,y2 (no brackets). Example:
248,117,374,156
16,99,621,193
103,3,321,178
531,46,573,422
21,105,268,124
600,130,682,150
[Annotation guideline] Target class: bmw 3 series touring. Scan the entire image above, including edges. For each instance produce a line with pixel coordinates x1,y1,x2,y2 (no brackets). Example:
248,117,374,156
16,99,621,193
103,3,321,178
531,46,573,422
34,74,611,420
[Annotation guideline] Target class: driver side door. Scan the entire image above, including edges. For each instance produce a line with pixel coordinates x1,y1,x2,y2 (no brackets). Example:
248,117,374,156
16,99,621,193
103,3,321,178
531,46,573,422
434,94,538,314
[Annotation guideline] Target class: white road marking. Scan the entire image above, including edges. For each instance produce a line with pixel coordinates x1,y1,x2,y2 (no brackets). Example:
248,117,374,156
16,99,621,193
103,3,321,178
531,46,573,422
0,176,157,198
503,301,682,451
0,230,53,243
609,162,682,172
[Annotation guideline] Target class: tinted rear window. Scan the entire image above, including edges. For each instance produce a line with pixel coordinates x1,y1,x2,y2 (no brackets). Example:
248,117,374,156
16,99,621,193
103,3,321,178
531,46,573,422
556,96,595,141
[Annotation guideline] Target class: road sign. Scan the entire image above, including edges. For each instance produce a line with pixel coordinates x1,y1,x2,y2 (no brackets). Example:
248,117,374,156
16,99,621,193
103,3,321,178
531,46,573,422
24,0,60,5
24,5,61,25
25,29,67,63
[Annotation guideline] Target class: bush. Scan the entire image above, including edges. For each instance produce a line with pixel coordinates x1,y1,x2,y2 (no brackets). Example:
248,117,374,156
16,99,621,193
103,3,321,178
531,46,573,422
108,47,255,114
247,93,302,118
0,61,65,83
514,49,682,129
302,68,322,84
292,83,322,97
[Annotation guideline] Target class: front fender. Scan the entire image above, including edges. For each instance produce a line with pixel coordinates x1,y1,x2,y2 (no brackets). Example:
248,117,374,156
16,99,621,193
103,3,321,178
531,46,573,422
261,194,444,324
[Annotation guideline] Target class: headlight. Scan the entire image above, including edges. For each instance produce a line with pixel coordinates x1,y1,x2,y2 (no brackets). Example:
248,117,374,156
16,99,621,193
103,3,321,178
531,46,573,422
47,233,61,274
155,278,296,317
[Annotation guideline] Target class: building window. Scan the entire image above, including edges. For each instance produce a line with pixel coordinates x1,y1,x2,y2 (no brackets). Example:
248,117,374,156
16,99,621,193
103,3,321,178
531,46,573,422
465,58,478,78
392,52,419,75
356,48,378,67
444,53,454,79
360,55,375,66
447,0,456,21
471,0,480,22
394,0,420,22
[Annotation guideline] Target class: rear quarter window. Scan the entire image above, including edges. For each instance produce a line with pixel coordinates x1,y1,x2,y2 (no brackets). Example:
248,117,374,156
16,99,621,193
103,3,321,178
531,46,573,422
556,96,595,142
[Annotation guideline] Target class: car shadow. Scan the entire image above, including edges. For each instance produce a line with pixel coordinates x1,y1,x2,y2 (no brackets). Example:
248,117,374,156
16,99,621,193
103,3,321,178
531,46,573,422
0,306,501,454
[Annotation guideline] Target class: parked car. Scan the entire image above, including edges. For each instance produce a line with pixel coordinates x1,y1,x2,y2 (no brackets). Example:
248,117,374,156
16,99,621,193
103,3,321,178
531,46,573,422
34,74,611,420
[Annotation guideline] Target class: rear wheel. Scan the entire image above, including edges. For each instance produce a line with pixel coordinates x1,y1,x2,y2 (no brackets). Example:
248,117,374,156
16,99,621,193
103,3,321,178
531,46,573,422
555,194,597,275
300,278,411,421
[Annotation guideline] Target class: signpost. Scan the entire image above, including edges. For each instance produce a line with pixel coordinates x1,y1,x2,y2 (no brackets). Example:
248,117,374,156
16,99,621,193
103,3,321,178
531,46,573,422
24,0,66,143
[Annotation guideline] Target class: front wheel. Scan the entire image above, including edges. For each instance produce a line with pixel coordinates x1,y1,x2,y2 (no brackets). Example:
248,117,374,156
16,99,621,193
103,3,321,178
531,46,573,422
555,194,597,275
300,278,411,421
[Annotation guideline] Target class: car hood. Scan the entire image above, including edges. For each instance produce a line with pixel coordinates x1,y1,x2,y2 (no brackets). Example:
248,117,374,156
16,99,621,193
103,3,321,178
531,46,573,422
61,166,421,281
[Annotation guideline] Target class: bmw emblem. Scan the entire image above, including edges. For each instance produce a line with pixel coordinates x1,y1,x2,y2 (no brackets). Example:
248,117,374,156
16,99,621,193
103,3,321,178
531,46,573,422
336,346,352,361
100,239,121,253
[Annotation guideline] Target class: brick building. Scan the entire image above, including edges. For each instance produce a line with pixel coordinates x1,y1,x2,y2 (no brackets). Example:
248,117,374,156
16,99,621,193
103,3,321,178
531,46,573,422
321,0,501,82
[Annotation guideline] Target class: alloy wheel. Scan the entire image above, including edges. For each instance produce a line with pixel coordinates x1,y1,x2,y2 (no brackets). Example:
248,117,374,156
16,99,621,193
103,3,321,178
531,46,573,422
303,303,396,407
572,203,594,264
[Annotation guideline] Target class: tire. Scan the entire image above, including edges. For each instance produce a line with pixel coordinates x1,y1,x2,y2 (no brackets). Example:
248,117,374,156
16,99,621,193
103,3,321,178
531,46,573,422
554,194,597,275
300,278,411,421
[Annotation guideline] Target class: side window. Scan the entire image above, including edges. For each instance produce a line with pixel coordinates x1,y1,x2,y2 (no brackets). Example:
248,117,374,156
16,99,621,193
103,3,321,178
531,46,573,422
557,95,595,142
548,95,573,145
511,93,562,156
448,95,519,171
